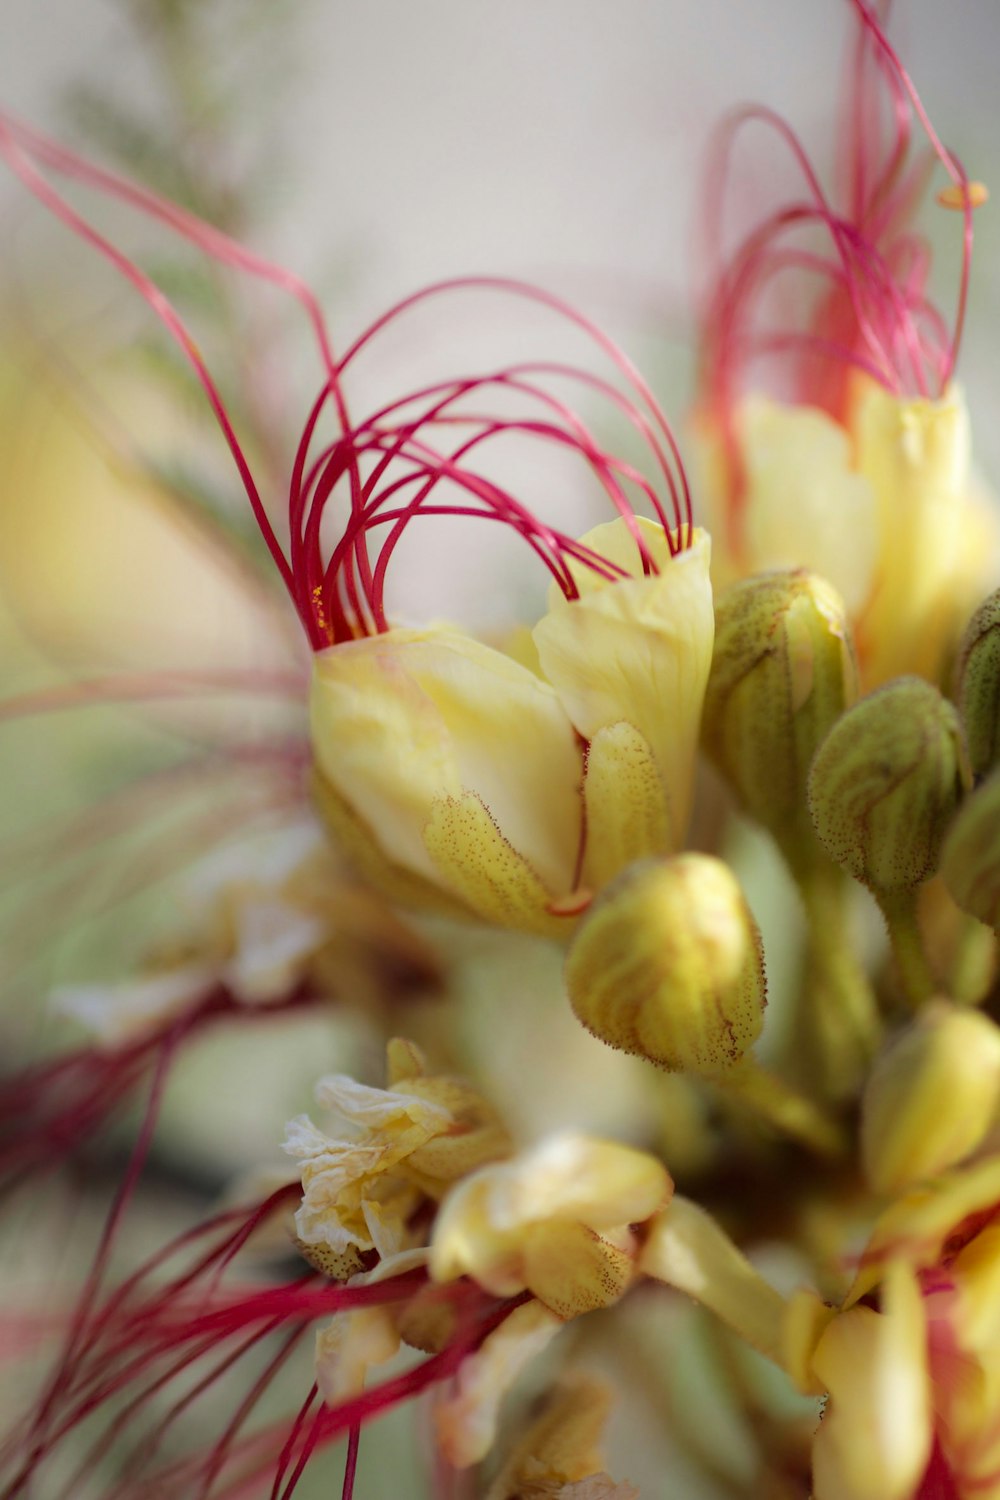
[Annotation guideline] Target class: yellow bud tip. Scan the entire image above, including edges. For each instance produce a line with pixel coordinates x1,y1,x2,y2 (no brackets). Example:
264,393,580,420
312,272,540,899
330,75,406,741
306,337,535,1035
936,180,989,210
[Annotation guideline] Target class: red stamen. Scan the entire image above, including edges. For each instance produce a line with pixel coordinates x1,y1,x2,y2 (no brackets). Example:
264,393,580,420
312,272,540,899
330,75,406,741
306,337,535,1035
0,984,316,1200
699,0,977,478
0,120,693,650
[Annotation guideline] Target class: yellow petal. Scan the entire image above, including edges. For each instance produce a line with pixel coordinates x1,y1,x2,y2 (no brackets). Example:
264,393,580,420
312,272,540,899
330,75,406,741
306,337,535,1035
852,380,972,685
311,767,475,921
737,396,877,613
434,1300,563,1467
783,1288,837,1397
314,1305,400,1403
849,1157,1000,1303
953,1223,1000,1353
639,1196,787,1364
861,1002,1000,1196
484,1375,616,1500
489,1135,671,1233
423,792,568,936
580,722,673,891
533,521,713,855
521,1221,637,1317
811,1263,932,1500
430,1135,671,1302
311,624,582,898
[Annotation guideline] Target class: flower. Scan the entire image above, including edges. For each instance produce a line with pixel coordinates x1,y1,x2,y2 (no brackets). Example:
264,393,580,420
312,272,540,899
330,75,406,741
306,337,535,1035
285,1038,510,1278
483,1375,639,1500
430,1133,671,1465
694,0,999,690
794,1158,1000,1500
431,1133,672,1318
311,518,714,936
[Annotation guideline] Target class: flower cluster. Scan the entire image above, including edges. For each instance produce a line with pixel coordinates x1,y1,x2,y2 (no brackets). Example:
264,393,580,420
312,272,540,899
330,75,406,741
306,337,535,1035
2,3,1000,1499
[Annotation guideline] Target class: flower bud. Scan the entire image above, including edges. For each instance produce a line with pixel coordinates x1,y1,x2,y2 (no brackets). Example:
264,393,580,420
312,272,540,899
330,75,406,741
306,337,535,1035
861,1001,1000,1195
940,769,1000,932
702,570,858,866
564,854,766,1074
807,677,971,893
954,589,1000,780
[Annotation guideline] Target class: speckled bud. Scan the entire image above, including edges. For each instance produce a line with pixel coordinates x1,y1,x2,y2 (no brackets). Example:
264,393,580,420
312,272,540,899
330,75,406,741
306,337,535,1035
861,1001,1000,1194
563,854,766,1075
954,589,1000,780
702,571,858,865
807,677,971,893
940,769,1000,932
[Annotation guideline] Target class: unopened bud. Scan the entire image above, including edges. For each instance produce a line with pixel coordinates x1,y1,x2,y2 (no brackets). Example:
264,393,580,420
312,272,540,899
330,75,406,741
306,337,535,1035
807,677,971,893
564,854,766,1075
703,571,858,866
940,769,1000,932
954,589,1000,780
861,1001,1000,1195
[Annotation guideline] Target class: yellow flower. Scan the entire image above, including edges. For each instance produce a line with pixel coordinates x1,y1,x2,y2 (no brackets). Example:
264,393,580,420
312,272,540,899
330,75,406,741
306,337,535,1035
310,520,713,936
435,1300,564,1467
284,1039,510,1278
640,1171,1000,1498
430,1132,672,1319
483,1375,637,1500
861,1002,1000,1195
700,380,1000,691
793,1158,1000,1499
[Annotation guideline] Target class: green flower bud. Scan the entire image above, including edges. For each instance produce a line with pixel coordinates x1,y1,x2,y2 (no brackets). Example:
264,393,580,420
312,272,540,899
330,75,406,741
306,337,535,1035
807,677,971,894
564,854,766,1075
702,570,858,869
861,1001,1000,1195
954,589,1000,780
940,768,1000,932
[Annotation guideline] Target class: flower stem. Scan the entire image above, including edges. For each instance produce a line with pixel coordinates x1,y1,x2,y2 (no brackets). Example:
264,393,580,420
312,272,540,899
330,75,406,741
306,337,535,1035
876,887,935,1008
714,1055,846,1159
794,863,882,1100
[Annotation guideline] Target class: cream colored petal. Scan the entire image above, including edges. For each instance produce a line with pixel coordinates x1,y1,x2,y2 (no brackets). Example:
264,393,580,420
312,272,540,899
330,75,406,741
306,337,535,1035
423,793,569,936
639,1196,786,1364
311,628,460,883
783,1288,837,1397
849,1157,1000,1303
435,1300,563,1467
311,767,476,921
861,1003,1000,1196
222,898,327,1003
385,1037,428,1087
533,524,713,855
312,1073,451,1138
522,1222,637,1318
580,723,673,892
953,1223,1000,1353
557,515,678,595
431,1137,669,1304
311,625,581,897
314,1305,400,1403
430,1173,526,1295
361,1187,420,1260
738,396,877,613
52,964,217,1045
853,380,972,686
484,1375,616,1500
811,1263,932,1500
489,1135,672,1233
